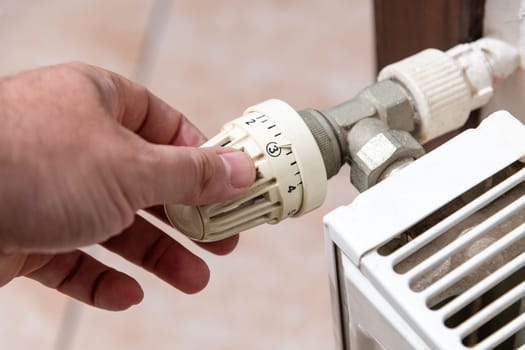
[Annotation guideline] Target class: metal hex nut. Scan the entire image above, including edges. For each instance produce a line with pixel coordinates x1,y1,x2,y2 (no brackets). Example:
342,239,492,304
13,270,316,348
361,79,415,132
350,128,424,191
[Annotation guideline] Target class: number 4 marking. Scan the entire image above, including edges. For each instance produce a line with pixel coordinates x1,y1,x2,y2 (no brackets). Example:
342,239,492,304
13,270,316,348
288,185,296,193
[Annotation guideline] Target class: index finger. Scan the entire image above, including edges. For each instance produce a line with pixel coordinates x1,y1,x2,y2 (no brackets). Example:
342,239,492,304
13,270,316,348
71,62,207,147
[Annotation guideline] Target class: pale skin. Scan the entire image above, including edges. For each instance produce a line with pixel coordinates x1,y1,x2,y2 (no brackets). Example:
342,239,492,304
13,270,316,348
0,63,256,311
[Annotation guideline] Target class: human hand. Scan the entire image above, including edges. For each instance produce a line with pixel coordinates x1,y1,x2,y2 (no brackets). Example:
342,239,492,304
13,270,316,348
0,63,255,310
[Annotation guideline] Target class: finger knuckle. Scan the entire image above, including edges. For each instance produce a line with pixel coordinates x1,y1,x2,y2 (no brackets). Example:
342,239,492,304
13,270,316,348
190,150,218,200
62,62,120,116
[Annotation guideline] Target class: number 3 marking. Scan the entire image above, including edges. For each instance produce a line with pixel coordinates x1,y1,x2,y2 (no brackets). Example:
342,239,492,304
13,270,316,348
265,142,281,157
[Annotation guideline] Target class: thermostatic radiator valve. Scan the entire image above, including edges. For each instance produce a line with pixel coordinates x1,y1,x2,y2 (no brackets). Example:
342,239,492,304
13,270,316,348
165,100,327,241
165,37,520,242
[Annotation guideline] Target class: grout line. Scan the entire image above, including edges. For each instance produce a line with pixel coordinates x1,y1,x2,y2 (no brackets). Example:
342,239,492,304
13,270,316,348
52,248,100,350
53,0,172,350
52,300,83,350
53,1,174,349
133,0,174,84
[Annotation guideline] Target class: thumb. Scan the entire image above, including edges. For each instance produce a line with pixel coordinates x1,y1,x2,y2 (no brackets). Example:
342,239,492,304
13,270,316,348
136,145,256,207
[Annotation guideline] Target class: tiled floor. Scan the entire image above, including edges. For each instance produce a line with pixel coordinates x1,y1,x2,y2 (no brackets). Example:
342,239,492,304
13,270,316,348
0,1,373,349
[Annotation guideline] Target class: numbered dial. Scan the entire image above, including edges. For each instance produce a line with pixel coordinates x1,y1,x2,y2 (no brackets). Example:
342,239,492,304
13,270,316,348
164,99,327,242
240,111,304,218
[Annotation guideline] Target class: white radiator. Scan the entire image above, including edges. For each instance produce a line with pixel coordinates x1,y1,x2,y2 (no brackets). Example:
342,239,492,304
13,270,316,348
324,111,525,350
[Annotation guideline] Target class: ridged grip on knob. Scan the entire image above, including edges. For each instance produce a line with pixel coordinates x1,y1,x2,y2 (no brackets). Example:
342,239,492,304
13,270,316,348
379,49,471,143
299,109,342,179
164,99,327,242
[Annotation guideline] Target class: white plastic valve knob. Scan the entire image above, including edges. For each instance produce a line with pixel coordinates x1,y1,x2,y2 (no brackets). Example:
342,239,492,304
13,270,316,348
164,99,327,242
378,37,519,143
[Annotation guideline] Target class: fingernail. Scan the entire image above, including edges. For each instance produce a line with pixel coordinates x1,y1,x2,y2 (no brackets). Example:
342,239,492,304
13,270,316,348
220,151,255,188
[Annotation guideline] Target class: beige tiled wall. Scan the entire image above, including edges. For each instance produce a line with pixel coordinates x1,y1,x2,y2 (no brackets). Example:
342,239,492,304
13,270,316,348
0,1,373,349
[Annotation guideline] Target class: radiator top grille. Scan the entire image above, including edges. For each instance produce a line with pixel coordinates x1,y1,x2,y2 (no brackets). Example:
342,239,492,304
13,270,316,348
364,163,525,349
